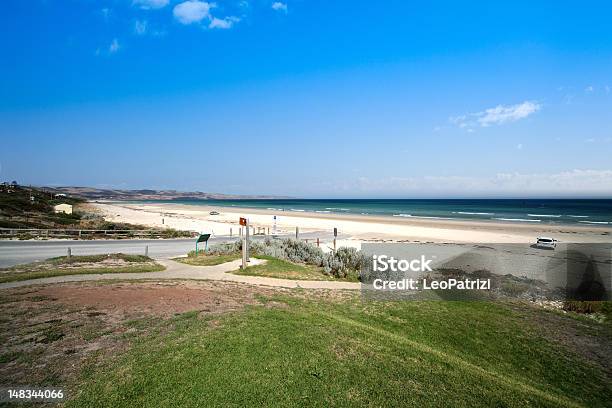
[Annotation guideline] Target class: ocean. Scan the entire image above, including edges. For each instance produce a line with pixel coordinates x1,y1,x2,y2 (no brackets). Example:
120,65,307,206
134,199,612,226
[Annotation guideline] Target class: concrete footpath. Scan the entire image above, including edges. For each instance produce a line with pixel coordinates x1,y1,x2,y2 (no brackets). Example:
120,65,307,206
0,259,361,290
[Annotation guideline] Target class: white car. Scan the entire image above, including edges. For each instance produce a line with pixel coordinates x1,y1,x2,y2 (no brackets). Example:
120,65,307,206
535,236,557,249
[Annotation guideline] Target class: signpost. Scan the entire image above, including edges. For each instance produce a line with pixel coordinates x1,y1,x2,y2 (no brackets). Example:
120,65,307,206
195,233,211,255
239,217,249,268
273,215,277,236
333,227,338,252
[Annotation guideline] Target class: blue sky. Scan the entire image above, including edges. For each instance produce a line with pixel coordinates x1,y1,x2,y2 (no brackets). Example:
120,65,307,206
1,0,612,197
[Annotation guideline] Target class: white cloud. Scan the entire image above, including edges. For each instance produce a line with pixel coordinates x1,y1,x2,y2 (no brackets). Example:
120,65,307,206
173,1,213,24
272,2,288,12
134,20,148,35
133,0,169,9
478,101,541,127
585,85,594,93
109,38,120,53
350,169,612,197
516,143,523,150
451,101,541,130
209,16,240,29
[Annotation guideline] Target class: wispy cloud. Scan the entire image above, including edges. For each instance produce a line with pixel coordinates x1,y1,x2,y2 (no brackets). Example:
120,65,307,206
134,20,148,35
100,8,111,20
271,2,288,12
133,0,169,9
451,101,541,130
173,1,213,24
350,169,612,197
95,38,121,56
585,85,594,93
109,38,120,53
209,16,240,29
173,1,240,29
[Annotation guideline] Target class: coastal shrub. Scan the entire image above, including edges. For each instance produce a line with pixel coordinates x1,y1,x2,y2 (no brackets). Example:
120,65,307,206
160,228,193,238
208,240,242,255
500,281,530,297
190,241,242,257
249,238,326,266
322,247,369,279
207,237,368,280
562,301,607,315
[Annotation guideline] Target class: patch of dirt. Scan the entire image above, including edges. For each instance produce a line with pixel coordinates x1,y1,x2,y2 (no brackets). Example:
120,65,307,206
33,281,268,317
0,280,289,391
0,279,357,395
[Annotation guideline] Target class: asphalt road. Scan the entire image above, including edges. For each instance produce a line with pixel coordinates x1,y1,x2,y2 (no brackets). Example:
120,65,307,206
0,231,329,268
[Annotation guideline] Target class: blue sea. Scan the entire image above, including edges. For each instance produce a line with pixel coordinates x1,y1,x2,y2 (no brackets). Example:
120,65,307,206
135,199,612,226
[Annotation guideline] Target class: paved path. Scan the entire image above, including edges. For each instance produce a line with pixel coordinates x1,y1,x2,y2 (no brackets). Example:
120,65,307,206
0,259,361,290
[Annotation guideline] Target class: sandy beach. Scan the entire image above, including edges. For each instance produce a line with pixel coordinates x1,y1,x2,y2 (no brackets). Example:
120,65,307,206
93,202,612,249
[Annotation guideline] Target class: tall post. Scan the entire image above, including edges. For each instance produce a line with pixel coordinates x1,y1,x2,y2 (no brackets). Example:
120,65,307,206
230,227,232,237
333,227,338,252
145,245,149,257
245,219,250,262
295,227,299,240
67,247,71,260
241,235,247,269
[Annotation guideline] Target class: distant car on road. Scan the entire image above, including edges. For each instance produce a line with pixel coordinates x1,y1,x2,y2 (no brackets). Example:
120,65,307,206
209,211,220,215
535,236,557,249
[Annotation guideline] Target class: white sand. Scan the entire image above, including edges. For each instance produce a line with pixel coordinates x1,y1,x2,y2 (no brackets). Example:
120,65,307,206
93,202,611,249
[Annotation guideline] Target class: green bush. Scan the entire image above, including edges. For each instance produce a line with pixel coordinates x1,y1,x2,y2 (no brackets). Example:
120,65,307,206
201,238,367,280
322,247,368,279
563,301,609,315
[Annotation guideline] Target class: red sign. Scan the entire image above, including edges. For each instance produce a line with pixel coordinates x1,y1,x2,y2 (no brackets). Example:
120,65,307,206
239,217,247,226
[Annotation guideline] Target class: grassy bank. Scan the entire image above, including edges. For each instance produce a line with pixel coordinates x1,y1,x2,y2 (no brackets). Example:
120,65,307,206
174,252,241,266
67,296,611,407
0,253,165,283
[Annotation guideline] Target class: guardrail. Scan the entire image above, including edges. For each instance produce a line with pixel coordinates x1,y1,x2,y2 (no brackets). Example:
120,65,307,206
0,228,197,239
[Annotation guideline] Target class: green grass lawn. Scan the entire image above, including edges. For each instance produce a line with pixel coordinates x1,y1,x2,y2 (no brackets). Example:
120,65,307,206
232,255,356,281
67,296,611,407
0,253,165,283
174,253,242,266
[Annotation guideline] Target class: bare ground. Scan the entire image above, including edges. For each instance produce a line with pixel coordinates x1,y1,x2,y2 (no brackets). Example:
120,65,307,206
0,280,294,390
